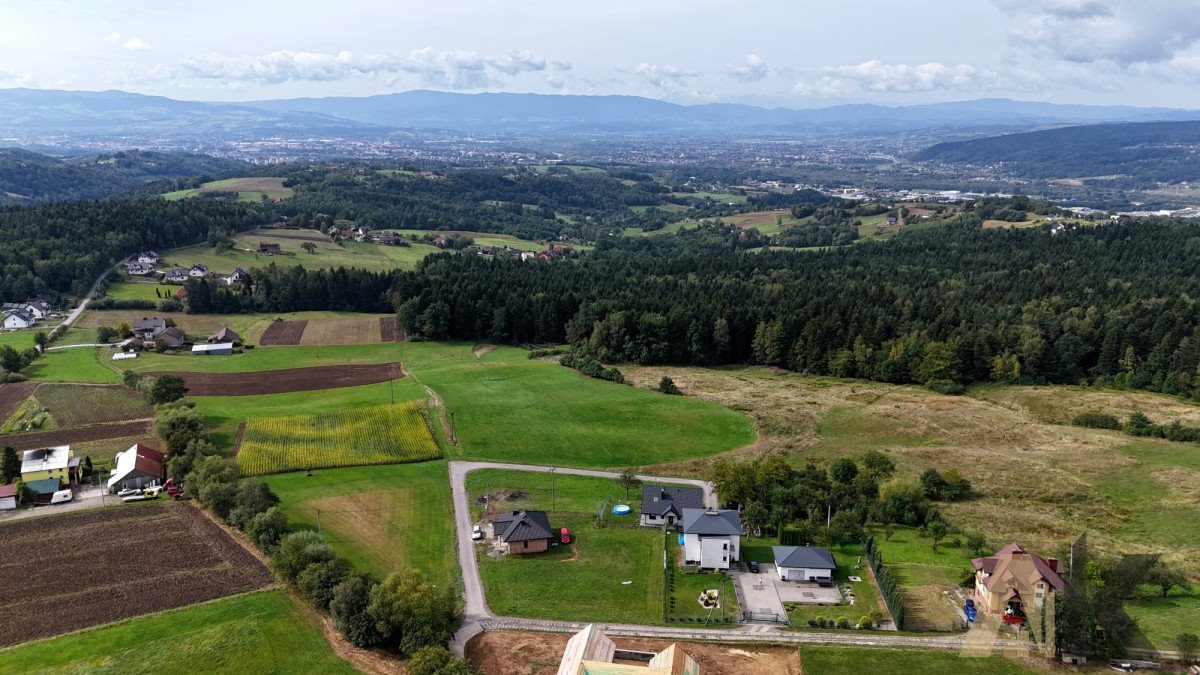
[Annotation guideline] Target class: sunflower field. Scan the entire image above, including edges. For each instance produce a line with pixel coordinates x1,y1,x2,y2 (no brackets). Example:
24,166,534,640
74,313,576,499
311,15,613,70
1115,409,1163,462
236,402,441,476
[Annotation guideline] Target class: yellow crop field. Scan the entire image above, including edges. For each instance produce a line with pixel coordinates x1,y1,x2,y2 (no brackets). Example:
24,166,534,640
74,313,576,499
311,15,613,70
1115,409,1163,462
236,402,440,476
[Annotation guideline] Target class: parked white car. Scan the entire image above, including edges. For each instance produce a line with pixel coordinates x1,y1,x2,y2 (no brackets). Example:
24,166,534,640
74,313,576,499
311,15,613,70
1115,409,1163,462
472,525,483,540
116,488,141,497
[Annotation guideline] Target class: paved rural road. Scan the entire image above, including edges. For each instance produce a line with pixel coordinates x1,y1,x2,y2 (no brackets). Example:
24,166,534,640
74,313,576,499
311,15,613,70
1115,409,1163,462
446,461,1028,658
54,256,129,333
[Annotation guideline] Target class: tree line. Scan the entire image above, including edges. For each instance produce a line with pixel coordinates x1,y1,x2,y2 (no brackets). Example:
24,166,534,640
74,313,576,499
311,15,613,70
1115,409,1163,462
391,216,1200,397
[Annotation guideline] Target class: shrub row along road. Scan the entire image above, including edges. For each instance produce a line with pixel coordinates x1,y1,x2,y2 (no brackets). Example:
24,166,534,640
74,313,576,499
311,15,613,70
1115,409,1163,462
447,460,1024,657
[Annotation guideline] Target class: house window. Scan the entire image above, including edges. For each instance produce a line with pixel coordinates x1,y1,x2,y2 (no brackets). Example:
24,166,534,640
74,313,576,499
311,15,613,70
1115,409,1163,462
522,541,528,549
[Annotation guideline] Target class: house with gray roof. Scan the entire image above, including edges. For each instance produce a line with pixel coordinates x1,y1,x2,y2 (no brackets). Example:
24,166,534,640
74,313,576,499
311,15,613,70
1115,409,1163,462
639,485,704,527
492,509,554,554
681,508,741,569
772,546,837,584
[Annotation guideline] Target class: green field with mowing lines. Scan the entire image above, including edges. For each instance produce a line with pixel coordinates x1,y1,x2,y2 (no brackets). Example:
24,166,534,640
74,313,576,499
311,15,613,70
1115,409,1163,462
405,343,754,469
265,462,456,587
797,645,1041,674
106,280,182,301
27,345,119,383
0,330,40,350
0,590,354,674
236,401,439,476
161,230,440,275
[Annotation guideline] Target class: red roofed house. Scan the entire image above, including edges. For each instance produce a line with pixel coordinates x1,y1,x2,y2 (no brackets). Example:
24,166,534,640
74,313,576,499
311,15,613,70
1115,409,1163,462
0,483,15,511
107,443,166,493
973,543,1067,619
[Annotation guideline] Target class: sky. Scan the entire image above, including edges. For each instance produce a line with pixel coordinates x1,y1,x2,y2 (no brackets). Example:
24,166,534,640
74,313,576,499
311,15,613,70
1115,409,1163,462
1,0,1199,108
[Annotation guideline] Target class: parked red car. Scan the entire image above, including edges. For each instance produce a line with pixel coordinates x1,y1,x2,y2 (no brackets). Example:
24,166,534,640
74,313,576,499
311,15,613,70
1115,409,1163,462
561,527,570,544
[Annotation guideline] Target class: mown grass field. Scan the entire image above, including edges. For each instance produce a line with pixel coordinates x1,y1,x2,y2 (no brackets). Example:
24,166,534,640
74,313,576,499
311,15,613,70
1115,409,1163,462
0,330,39,350
0,590,355,674
869,526,976,631
236,401,439,476
106,280,182,301
161,176,294,202
264,462,456,587
161,230,439,275
797,645,1044,674
26,346,119,383
405,343,754,469
389,229,548,252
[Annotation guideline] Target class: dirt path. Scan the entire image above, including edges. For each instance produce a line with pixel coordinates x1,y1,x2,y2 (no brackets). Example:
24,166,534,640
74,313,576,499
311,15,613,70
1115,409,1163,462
408,371,456,445
472,344,495,359
230,421,247,459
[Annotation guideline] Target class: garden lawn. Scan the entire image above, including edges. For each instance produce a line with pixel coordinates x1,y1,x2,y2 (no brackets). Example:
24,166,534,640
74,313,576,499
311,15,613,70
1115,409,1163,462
670,562,738,623
0,590,355,674
264,462,456,588
106,280,181,301
783,542,882,627
478,512,664,624
0,330,38,350
464,469,686,521
118,341,405,374
26,346,119,383
797,645,1041,674
1125,586,1200,652
869,527,976,631
405,343,754,469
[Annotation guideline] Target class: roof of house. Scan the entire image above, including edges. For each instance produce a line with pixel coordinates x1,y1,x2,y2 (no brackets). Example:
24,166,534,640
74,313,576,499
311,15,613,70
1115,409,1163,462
973,543,1067,594
0,484,15,499
209,327,241,343
165,267,189,276
681,509,741,536
25,478,63,494
640,485,704,518
21,446,70,473
108,443,165,489
772,545,837,570
25,299,51,311
158,327,186,345
495,509,554,542
558,625,697,675
190,263,209,271
4,308,33,322
132,317,166,331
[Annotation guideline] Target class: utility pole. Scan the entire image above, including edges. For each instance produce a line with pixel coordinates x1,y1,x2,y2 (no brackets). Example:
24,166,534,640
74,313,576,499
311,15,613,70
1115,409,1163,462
549,467,557,511
485,479,490,514
390,378,394,405
316,508,322,534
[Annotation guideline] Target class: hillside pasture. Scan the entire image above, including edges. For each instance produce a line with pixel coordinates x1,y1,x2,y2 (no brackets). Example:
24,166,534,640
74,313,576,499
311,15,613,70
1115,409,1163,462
235,401,440,476
162,176,293,202
402,342,755,469
160,228,440,275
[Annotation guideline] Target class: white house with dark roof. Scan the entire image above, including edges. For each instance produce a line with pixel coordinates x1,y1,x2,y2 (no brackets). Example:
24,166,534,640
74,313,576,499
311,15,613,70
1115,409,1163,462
163,267,190,283
3,308,34,329
772,546,837,584
682,509,741,569
23,297,52,319
136,251,160,264
639,485,704,527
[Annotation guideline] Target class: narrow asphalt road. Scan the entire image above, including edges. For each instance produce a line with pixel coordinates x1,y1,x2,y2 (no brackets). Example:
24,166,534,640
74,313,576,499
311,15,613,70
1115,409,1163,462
60,258,124,329
446,461,1029,658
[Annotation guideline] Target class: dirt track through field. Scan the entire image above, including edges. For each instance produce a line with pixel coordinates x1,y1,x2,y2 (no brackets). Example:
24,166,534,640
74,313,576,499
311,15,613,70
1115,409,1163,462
3,418,153,449
379,317,398,342
250,229,329,243
146,363,404,396
0,502,272,647
259,320,308,345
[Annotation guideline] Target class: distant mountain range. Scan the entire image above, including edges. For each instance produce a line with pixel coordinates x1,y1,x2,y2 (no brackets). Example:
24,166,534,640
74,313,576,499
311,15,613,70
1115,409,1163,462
914,121,1200,186
1,88,1199,143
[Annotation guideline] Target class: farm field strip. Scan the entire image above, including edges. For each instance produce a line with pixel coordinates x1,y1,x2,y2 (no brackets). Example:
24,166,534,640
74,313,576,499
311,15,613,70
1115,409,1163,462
259,319,307,345
0,381,38,424
146,362,404,396
298,316,383,345
236,401,440,476
1,418,152,449
0,503,272,647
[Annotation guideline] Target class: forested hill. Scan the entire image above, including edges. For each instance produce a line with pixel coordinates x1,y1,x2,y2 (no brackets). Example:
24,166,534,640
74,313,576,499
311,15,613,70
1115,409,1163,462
0,148,246,204
388,219,1200,398
913,121,1200,186
0,199,264,299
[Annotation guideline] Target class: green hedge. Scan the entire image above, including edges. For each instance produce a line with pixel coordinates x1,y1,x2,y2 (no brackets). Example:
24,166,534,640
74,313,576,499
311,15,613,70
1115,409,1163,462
863,536,905,629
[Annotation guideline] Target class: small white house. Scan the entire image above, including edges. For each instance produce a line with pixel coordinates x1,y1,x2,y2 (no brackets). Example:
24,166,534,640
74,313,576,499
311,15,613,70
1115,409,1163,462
188,264,209,278
772,546,837,583
639,485,704,527
192,342,233,356
3,309,34,329
23,298,52,319
137,251,160,264
681,508,741,570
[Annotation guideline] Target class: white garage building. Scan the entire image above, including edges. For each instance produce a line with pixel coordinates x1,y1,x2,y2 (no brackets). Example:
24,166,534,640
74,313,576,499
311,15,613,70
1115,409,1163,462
773,545,837,584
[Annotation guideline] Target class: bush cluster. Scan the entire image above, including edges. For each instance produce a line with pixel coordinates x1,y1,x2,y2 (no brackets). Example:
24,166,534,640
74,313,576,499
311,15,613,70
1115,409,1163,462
1072,411,1121,430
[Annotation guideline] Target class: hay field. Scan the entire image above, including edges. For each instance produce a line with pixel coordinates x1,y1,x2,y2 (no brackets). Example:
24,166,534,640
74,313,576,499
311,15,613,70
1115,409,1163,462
298,316,384,345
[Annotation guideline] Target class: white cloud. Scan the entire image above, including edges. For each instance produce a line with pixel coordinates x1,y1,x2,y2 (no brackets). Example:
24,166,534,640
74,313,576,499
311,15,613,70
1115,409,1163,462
161,48,559,90
629,63,697,89
0,68,34,86
796,60,976,96
727,54,768,83
998,0,1200,66
104,32,153,51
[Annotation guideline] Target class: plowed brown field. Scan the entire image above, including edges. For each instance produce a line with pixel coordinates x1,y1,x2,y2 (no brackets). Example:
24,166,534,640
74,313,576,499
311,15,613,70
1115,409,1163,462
259,319,307,345
146,363,404,396
3,418,152,449
0,502,272,647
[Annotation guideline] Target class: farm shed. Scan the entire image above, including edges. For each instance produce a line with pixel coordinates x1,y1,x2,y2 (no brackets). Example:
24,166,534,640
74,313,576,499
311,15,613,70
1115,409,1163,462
772,546,836,583
0,484,15,510
107,443,165,492
192,343,234,356
639,485,704,527
20,446,71,484
207,327,242,345
112,352,138,361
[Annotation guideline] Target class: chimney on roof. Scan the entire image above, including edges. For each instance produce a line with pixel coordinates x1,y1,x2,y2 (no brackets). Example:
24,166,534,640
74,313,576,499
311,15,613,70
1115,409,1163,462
1047,557,1059,572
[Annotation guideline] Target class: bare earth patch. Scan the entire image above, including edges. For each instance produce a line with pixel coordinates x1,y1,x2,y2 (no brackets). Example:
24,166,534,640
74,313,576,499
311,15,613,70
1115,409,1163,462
473,344,496,359
146,363,404,396
259,319,308,345
466,630,800,675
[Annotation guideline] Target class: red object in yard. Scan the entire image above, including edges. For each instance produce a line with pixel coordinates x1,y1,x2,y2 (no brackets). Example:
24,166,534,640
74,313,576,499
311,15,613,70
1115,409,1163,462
163,477,184,500
1002,613,1025,625
561,528,570,543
